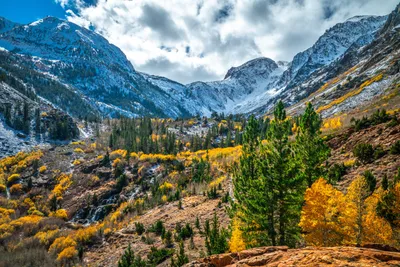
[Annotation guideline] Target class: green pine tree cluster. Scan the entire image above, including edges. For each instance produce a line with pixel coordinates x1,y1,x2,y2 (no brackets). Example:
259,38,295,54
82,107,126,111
233,101,330,247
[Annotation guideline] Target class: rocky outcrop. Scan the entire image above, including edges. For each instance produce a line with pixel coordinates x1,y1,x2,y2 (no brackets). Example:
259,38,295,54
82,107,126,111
187,246,400,267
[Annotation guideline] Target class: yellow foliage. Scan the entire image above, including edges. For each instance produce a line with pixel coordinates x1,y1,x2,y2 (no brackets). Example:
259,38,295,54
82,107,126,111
292,123,298,133
71,141,85,145
74,148,84,153
39,165,47,173
0,207,15,216
24,197,35,208
51,173,72,201
10,215,42,229
317,73,383,113
229,219,246,252
312,65,358,97
362,188,392,244
35,229,60,246
299,178,353,246
50,209,68,220
112,158,122,168
7,173,20,184
159,181,174,191
139,153,176,162
90,175,100,185
72,159,81,165
0,223,14,240
0,184,6,193
161,195,168,203
344,159,356,167
57,246,78,262
110,149,127,159
49,236,77,254
104,227,112,236
209,176,226,188
323,117,342,130
73,225,98,245
130,152,139,159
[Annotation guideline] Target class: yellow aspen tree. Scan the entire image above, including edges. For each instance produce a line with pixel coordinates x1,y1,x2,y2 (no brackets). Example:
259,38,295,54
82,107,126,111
363,187,392,244
229,218,246,252
346,176,370,246
299,178,350,246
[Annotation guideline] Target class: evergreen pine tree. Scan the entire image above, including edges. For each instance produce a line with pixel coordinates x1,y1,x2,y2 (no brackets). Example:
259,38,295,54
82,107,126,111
382,174,389,190
175,241,189,267
295,102,330,187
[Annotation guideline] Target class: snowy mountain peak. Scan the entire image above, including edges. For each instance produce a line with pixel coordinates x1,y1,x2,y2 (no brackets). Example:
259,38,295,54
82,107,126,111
224,57,278,80
345,15,380,23
0,16,134,72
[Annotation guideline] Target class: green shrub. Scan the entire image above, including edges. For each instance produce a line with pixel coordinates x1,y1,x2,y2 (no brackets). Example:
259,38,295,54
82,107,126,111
327,163,347,184
363,170,376,194
134,222,145,235
149,220,164,236
353,143,374,163
147,246,173,265
390,140,400,155
374,145,386,160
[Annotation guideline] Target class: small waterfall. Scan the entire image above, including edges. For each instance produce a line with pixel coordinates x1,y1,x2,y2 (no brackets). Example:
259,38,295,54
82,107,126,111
71,194,118,225
6,186,10,199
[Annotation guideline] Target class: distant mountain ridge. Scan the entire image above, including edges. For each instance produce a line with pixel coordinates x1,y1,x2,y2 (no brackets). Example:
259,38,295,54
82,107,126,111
0,11,393,123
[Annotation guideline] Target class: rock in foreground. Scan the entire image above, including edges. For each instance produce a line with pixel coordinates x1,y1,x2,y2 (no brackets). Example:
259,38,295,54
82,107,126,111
187,246,400,267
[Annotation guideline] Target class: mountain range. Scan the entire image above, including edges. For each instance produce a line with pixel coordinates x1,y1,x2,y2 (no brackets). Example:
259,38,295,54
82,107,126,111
0,3,399,155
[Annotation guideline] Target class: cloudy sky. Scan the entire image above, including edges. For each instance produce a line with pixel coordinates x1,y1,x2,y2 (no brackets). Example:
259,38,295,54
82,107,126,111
54,0,397,84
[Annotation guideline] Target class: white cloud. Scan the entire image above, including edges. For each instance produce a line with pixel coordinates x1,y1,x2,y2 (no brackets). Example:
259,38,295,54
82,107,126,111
60,0,398,84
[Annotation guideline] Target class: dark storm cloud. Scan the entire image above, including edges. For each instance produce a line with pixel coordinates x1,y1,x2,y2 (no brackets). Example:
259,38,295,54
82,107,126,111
138,3,186,41
214,3,233,23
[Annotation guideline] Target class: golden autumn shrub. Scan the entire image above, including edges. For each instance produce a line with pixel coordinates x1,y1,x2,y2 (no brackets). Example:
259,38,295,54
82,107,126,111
323,117,342,130
74,148,84,154
35,229,60,246
159,181,174,192
50,209,68,220
0,223,14,240
229,219,246,252
57,246,78,263
49,236,77,254
7,174,20,184
139,153,176,162
110,149,127,160
51,173,72,201
0,184,6,193
39,165,47,173
73,225,99,245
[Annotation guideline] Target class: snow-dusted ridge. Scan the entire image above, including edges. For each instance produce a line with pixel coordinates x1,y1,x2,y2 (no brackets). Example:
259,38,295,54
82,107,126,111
0,13,392,119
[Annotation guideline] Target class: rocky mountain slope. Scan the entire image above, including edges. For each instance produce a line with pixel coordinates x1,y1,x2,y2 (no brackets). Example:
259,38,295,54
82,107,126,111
0,12,391,122
0,16,194,119
181,15,387,116
284,3,400,119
